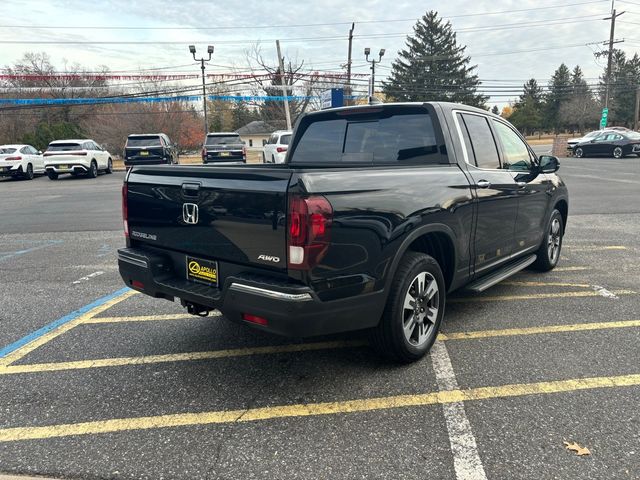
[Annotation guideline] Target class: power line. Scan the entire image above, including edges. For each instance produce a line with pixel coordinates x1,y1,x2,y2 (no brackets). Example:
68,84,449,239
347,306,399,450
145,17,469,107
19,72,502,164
0,15,607,45
0,1,609,31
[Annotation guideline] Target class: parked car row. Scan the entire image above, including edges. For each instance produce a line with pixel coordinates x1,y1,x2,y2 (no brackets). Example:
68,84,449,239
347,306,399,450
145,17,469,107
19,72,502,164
568,127,640,158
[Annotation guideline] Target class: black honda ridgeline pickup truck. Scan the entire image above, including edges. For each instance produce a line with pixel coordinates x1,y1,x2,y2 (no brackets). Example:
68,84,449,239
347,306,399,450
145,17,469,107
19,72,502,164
118,102,568,362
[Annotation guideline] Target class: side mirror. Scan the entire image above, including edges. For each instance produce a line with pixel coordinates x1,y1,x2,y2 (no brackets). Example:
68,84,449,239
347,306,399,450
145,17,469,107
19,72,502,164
539,155,560,173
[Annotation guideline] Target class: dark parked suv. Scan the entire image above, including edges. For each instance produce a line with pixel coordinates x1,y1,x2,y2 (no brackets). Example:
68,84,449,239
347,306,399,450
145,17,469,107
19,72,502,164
124,133,178,166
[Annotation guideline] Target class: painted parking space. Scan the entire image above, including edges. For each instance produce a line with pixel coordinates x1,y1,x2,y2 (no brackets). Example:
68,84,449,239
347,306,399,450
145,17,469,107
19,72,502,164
1,155,640,479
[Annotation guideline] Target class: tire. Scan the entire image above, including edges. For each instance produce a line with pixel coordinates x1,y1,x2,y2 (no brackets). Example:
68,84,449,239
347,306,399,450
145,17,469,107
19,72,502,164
47,170,58,180
88,160,98,178
271,155,276,164
574,147,584,158
370,252,445,363
532,209,564,272
613,147,623,159
262,152,266,163
23,163,34,180
105,158,113,174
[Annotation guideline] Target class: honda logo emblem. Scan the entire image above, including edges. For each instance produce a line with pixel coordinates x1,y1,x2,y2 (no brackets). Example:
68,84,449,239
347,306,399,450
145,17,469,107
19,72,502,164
183,203,199,225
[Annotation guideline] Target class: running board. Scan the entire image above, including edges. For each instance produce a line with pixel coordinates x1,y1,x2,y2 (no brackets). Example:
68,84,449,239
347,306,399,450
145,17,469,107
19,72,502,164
466,254,537,293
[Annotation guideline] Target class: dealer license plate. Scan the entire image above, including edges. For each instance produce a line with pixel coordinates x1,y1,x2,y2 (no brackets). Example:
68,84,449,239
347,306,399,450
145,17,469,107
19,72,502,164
186,256,218,287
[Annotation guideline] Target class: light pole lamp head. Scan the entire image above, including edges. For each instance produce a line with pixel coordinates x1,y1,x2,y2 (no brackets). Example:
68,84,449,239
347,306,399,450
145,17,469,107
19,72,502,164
379,48,385,58
207,45,214,54
364,47,371,58
189,45,196,54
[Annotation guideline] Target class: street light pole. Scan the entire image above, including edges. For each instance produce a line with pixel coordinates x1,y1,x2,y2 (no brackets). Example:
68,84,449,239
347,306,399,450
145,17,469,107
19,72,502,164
189,45,214,134
364,47,385,104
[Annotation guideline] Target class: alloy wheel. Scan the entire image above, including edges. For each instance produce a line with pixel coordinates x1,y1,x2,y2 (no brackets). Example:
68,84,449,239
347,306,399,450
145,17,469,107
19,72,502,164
402,271,439,347
548,218,561,264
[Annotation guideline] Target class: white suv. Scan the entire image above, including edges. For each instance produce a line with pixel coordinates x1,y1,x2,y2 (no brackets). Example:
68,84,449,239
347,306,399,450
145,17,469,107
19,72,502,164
262,130,292,163
0,144,45,180
44,139,113,179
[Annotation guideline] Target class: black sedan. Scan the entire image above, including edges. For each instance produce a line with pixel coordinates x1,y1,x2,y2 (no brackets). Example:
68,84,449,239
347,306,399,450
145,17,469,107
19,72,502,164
573,130,640,158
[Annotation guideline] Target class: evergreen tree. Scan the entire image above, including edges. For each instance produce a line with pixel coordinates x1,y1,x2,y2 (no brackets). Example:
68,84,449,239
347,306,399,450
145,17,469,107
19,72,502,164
601,50,640,126
545,63,572,132
559,65,598,133
382,11,487,107
509,79,544,135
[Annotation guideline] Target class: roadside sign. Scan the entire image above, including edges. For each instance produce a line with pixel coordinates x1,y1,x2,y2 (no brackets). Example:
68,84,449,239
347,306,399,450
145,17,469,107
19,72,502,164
600,107,608,128
321,88,344,109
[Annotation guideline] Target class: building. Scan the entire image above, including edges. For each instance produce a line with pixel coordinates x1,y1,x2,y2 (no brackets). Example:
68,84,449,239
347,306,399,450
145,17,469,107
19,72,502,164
236,121,277,150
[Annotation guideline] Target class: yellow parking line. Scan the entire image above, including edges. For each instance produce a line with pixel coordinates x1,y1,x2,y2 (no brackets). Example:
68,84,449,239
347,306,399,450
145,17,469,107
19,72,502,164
552,266,589,272
85,312,221,324
438,319,640,341
501,281,592,288
563,245,627,251
0,290,137,368
0,340,367,375
0,373,638,442
449,289,634,303
4,318,639,376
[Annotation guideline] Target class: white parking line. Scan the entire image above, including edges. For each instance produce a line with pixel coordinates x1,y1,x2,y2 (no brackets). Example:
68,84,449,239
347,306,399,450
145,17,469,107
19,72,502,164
72,271,105,284
430,341,488,480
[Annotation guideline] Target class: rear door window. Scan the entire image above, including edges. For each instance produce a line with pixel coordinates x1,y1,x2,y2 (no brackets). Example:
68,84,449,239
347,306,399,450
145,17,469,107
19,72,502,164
290,108,442,165
458,113,500,169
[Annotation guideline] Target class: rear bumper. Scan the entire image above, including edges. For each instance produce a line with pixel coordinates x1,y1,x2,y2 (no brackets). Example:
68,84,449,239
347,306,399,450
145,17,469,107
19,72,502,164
125,158,171,166
45,161,90,173
118,247,384,337
0,165,23,176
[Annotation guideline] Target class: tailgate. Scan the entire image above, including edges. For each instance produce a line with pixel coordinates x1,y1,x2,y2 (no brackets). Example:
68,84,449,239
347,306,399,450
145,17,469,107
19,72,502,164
126,165,291,270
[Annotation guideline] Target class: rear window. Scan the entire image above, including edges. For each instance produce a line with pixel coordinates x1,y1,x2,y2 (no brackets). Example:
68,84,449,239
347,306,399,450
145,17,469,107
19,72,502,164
127,136,162,147
0,147,17,154
280,134,291,145
47,143,82,151
206,135,240,145
290,107,442,165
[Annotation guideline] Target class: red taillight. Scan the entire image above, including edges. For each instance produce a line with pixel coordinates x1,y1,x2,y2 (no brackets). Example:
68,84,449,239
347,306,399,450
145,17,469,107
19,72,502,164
276,146,288,153
287,194,333,270
43,151,86,156
122,183,129,238
131,280,144,290
242,313,268,326
73,152,87,156
4,156,22,161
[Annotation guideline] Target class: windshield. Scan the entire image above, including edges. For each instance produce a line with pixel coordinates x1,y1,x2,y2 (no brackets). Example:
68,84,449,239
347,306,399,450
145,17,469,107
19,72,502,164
584,131,600,139
127,136,162,147
625,132,640,140
206,135,240,145
47,143,82,151
0,147,17,154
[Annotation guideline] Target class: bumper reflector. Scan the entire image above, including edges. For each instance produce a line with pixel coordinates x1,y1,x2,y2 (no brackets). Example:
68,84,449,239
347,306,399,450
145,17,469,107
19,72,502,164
242,313,269,326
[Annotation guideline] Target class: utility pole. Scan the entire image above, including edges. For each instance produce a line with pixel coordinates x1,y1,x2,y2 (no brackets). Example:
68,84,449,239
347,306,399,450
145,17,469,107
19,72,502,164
189,45,214,134
603,9,625,109
275,40,292,131
364,47,385,103
346,23,354,106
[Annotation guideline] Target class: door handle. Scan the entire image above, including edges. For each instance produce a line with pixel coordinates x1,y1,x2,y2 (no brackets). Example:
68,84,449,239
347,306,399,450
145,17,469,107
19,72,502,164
476,180,491,188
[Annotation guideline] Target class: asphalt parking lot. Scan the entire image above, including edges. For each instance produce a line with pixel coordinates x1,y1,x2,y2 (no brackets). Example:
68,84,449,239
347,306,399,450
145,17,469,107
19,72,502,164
0,156,639,480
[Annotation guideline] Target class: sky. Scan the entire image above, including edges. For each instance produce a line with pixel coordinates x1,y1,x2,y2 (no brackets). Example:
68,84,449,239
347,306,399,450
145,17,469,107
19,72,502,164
1,0,638,108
